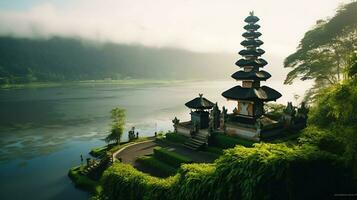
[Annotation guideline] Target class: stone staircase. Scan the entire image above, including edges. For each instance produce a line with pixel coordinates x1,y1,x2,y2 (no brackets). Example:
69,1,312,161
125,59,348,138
81,154,113,178
81,160,100,176
184,132,208,150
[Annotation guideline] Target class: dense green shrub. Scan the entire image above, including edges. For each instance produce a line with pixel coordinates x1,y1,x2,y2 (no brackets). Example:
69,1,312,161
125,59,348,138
309,79,357,128
172,163,216,199
101,163,177,200
153,147,192,168
211,133,254,148
165,132,188,143
136,156,177,177
100,143,354,200
298,126,345,155
214,144,353,200
308,78,357,175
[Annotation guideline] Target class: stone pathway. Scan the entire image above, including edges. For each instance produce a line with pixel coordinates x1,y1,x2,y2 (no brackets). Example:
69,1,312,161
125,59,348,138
115,139,218,165
115,141,158,165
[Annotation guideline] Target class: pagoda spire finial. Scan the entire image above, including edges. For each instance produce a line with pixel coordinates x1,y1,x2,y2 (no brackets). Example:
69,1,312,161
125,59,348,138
249,11,254,16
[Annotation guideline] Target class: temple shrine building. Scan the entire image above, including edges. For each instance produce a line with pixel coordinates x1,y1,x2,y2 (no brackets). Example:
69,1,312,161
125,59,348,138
172,12,309,149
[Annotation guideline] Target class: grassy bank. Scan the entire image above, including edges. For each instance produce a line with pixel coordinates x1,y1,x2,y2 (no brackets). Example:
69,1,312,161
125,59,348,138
98,143,355,200
68,166,98,192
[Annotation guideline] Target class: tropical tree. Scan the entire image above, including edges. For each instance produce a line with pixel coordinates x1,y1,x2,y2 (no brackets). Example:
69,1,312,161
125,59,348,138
308,76,357,177
284,1,357,100
346,53,357,78
105,107,126,144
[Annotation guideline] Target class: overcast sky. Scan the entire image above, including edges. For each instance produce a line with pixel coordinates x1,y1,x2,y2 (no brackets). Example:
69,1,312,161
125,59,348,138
0,0,351,102
0,0,352,81
0,0,352,54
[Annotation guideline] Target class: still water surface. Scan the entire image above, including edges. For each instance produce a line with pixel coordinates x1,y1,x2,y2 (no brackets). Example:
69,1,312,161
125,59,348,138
0,80,309,200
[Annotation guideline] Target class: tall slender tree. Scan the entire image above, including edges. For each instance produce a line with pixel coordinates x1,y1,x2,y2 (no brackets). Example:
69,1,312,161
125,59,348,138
105,107,126,145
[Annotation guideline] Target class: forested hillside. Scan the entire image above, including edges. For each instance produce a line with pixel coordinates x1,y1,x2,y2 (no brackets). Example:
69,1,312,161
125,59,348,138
0,36,234,84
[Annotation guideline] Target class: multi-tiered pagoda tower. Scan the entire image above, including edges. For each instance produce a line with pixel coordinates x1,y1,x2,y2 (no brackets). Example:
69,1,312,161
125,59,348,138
222,12,281,123
173,12,306,144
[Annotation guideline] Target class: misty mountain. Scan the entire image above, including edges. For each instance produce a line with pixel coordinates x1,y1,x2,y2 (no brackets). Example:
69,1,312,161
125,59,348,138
0,36,236,83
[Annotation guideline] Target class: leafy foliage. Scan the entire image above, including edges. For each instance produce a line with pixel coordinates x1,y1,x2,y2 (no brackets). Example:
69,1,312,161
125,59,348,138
309,78,357,127
298,126,345,155
284,1,357,99
346,53,357,78
308,78,357,174
100,143,354,200
101,163,177,200
105,108,126,144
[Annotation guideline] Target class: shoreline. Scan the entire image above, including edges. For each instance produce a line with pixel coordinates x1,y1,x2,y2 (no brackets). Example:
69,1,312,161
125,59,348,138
68,137,156,192
0,79,213,90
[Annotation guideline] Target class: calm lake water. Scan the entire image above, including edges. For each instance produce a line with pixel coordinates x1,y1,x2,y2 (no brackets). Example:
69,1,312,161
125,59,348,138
0,79,310,200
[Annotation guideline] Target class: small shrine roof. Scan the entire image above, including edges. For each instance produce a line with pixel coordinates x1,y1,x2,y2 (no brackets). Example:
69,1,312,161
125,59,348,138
185,94,214,110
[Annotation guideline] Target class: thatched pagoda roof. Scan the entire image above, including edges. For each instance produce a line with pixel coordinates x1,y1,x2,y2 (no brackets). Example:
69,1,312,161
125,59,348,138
239,48,265,57
240,39,263,47
231,70,271,81
235,58,268,67
242,31,262,38
185,94,214,110
244,24,260,31
244,14,260,23
222,86,282,101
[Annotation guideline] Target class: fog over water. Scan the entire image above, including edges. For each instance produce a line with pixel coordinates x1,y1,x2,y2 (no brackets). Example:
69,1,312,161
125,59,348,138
0,0,351,83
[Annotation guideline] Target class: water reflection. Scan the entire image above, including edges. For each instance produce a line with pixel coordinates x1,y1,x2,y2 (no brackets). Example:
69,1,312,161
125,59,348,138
0,80,310,162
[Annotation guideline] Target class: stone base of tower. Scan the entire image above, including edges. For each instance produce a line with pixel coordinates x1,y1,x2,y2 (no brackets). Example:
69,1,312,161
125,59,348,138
223,115,284,141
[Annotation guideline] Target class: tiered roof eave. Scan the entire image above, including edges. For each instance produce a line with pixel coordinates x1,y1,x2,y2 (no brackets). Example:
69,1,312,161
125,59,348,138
235,58,268,68
222,86,282,101
231,70,271,81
